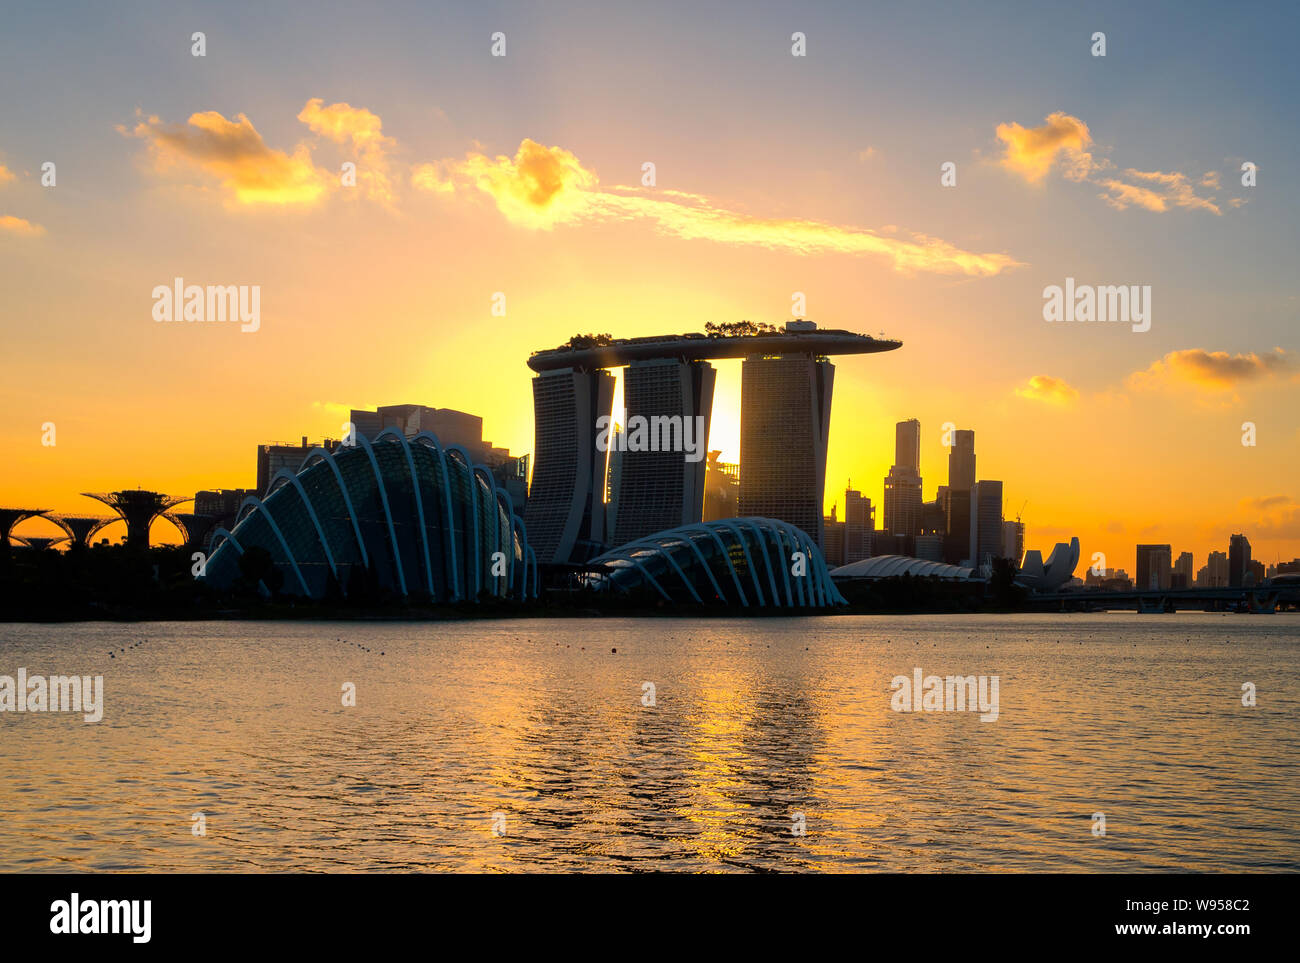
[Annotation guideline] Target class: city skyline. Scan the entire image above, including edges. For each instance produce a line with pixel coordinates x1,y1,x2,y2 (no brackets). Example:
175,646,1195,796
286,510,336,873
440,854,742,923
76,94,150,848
2,0,1297,571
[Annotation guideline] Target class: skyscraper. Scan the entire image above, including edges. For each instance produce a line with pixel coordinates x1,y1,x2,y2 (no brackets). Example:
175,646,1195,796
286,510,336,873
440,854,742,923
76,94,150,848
1002,519,1025,564
941,488,971,566
843,487,873,563
948,429,976,491
1202,550,1229,587
610,358,715,544
1136,544,1172,590
967,480,1003,569
525,367,616,564
883,418,923,537
739,352,835,546
942,428,975,565
1229,533,1252,587
1173,551,1194,589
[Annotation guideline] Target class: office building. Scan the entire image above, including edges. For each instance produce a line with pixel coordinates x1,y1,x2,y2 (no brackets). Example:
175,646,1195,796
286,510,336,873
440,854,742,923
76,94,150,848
1229,533,1252,587
1002,519,1025,564
883,418,923,537
843,487,874,563
967,480,1003,569
948,429,976,490
257,437,344,497
1136,544,1172,591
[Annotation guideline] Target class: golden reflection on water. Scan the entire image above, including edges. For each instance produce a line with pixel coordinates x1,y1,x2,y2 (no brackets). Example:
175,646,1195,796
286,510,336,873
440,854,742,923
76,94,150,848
1,614,1297,872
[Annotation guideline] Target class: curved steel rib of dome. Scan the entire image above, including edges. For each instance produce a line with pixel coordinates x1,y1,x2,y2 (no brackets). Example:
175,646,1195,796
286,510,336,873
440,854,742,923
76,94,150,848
202,429,537,601
591,517,846,608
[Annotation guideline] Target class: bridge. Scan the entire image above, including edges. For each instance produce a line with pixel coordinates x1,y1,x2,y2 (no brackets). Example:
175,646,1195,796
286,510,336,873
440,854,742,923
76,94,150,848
1028,580,1300,614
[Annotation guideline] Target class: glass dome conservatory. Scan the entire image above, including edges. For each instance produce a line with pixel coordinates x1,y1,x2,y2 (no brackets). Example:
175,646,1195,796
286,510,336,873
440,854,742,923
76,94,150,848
202,430,535,601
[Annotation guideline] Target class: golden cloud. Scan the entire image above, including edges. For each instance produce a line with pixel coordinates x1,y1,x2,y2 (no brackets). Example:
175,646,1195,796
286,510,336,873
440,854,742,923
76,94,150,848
995,111,1097,183
1014,374,1080,405
126,110,328,207
1096,178,1168,212
1103,169,1221,215
415,138,1021,275
1128,348,1293,391
995,114,1228,214
0,164,14,186
0,214,45,235
1239,495,1300,539
297,98,395,204
449,138,598,229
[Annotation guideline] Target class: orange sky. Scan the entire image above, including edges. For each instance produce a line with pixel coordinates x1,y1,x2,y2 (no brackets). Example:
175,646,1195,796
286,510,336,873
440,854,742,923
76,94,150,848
2,8,1297,574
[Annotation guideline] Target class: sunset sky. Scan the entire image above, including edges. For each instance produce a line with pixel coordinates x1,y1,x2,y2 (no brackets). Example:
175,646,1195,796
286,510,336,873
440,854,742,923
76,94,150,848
2,0,1297,573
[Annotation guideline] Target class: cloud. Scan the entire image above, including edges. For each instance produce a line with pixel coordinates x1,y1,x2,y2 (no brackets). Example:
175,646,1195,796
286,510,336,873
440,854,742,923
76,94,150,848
1241,495,1294,511
410,162,455,194
1128,348,1293,392
297,98,395,204
1239,495,1300,539
1014,374,1080,405
125,109,329,207
452,138,598,229
857,147,879,162
0,164,14,186
995,111,1097,183
0,214,44,236
1096,178,1168,212
994,113,1228,214
1101,169,1221,214
416,138,1022,276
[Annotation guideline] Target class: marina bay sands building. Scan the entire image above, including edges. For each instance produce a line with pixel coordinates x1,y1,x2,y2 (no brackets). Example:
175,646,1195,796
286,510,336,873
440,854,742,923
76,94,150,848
739,353,835,546
525,367,616,564
610,358,716,545
526,322,901,565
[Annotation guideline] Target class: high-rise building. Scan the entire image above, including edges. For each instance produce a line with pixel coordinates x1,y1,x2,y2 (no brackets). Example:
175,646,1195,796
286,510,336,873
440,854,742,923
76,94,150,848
1229,533,1252,587
1002,519,1025,564
1136,544,1173,590
605,424,624,537
257,437,344,497
948,429,976,491
1173,551,1194,589
843,487,873,563
883,419,923,536
940,488,971,566
610,358,715,544
822,504,845,567
1199,550,1229,587
702,451,739,523
914,534,944,562
739,352,835,546
968,480,1003,569
941,429,974,565
349,405,528,507
1247,559,1265,586
525,368,616,564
